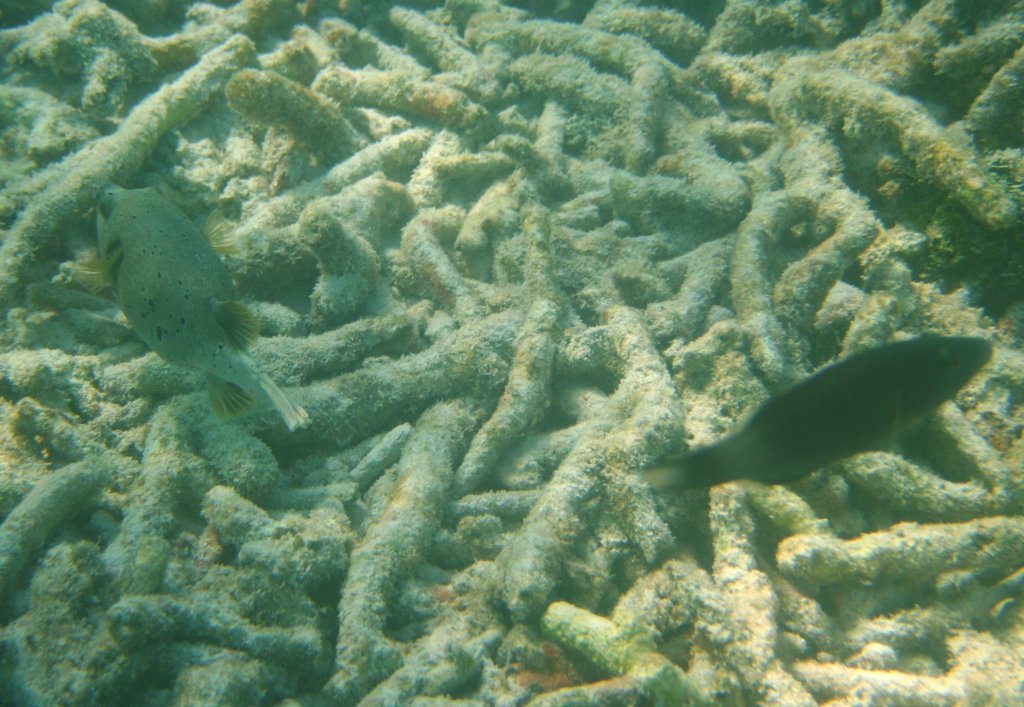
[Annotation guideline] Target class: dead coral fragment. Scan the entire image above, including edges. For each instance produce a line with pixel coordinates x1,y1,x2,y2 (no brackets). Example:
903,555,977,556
226,68,366,161
583,4,707,66
314,66,492,135
327,401,479,704
6,0,156,115
771,64,1019,229
0,458,114,597
966,43,1024,149
778,516,1024,586
540,601,703,705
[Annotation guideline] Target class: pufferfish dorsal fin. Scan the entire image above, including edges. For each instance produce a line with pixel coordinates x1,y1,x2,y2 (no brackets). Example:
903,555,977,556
202,210,239,257
207,375,255,417
213,299,260,350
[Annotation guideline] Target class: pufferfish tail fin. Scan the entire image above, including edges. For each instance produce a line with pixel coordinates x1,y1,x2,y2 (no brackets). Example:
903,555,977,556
255,368,309,431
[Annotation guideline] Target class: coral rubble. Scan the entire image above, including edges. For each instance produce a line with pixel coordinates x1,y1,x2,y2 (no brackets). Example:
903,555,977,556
1,0,1022,705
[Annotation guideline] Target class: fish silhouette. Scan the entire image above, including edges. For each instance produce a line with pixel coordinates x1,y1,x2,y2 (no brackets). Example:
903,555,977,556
646,335,992,488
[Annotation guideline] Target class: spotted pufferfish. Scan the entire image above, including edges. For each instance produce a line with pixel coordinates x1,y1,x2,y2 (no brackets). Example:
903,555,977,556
88,184,309,430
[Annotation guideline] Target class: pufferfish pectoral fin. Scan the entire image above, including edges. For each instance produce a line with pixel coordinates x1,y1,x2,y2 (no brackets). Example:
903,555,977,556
207,375,255,417
70,250,122,294
213,300,260,350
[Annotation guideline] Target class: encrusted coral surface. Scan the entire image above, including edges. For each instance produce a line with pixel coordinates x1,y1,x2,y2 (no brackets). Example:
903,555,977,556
1,1,1023,705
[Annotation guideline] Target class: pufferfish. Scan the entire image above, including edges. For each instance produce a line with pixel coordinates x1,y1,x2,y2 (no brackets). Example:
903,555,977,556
89,184,309,430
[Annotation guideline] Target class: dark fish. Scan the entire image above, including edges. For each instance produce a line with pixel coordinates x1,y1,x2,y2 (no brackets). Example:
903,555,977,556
646,335,992,489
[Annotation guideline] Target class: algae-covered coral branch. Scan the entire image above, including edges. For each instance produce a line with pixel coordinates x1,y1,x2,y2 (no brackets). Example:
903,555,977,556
328,401,479,703
770,61,1019,229
0,457,114,597
1,0,1023,705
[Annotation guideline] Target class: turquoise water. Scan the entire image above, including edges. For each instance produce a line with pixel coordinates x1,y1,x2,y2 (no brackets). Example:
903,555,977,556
1,1,1022,705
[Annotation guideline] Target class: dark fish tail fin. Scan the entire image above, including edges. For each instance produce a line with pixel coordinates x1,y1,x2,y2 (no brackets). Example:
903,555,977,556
644,444,727,490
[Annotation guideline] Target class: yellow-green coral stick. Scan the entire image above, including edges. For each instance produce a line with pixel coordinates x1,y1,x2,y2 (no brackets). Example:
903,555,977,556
540,601,703,705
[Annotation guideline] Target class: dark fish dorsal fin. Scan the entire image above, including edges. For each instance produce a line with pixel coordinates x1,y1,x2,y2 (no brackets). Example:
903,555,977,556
213,299,260,350
207,376,255,417
202,210,239,257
